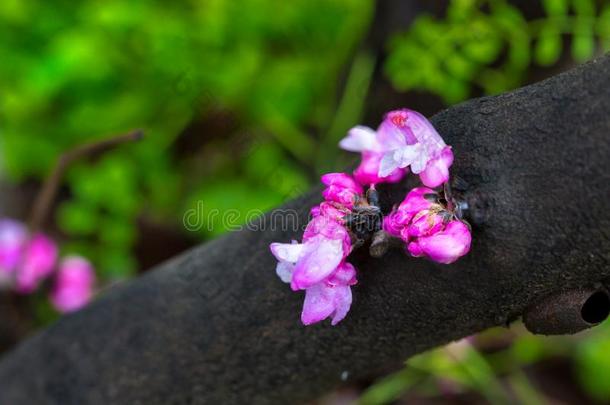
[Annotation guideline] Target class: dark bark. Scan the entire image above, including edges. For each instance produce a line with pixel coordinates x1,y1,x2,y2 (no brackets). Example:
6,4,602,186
0,55,609,405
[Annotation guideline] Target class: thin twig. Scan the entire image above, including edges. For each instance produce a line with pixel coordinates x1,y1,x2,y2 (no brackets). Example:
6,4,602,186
28,129,144,234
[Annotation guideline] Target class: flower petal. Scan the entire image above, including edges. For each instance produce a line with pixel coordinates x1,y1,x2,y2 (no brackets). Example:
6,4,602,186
378,152,401,178
303,217,351,254
276,261,294,283
269,241,304,263
392,144,423,168
330,285,352,325
419,147,454,187
339,126,381,152
405,109,446,154
354,152,406,185
301,283,336,325
411,220,471,264
378,111,413,147
407,211,444,238
320,173,362,193
327,262,357,286
291,238,343,290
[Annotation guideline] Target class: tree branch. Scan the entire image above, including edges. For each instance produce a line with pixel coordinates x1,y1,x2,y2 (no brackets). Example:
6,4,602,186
0,55,608,404
28,130,144,233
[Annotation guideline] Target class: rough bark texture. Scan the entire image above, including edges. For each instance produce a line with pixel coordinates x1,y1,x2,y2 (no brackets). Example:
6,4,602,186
0,55,608,405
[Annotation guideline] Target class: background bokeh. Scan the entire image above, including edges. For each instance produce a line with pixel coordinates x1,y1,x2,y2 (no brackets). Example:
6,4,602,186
0,0,609,403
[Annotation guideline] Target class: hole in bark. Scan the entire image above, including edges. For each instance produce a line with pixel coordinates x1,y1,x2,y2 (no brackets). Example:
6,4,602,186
581,291,610,324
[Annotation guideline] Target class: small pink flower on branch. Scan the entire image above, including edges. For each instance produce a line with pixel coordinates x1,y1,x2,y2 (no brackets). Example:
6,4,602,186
340,109,453,187
321,173,363,209
270,192,358,325
340,126,406,185
383,187,471,264
271,107,472,326
407,220,471,264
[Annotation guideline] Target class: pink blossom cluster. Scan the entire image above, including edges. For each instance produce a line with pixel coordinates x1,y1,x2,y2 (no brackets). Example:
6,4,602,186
271,174,359,325
271,108,472,326
0,218,95,313
383,187,471,264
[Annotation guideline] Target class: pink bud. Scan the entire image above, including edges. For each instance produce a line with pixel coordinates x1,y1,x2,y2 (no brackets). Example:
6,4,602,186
310,202,347,222
50,256,96,313
321,173,363,209
406,210,445,238
407,220,471,264
382,187,437,237
15,233,58,294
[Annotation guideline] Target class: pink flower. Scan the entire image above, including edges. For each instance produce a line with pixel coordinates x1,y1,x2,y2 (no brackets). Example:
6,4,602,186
301,262,357,326
50,256,96,313
0,219,27,276
340,126,406,185
377,110,452,187
270,213,358,326
15,233,58,294
340,109,453,187
321,173,363,209
383,187,436,237
271,216,351,291
407,220,471,264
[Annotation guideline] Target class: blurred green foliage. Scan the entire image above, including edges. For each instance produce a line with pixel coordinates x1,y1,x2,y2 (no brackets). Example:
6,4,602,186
0,0,374,278
385,0,610,103
361,323,610,404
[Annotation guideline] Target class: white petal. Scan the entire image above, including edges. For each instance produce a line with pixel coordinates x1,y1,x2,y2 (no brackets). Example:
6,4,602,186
330,286,352,325
393,144,423,168
408,111,446,152
301,284,335,325
276,261,294,283
291,238,343,289
339,126,380,152
270,242,304,262
410,151,430,174
378,152,401,177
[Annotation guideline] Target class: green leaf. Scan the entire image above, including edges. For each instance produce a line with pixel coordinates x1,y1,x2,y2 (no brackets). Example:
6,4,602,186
462,27,501,64
57,200,99,235
576,332,610,401
447,0,477,21
571,0,595,17
535,24,562,66
597,5,610,51
572,20,595,62
445,53,476,81
359,368,422,405
441,77,469,104
98,247,137,279
542,0,568,16
99,216,136,247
